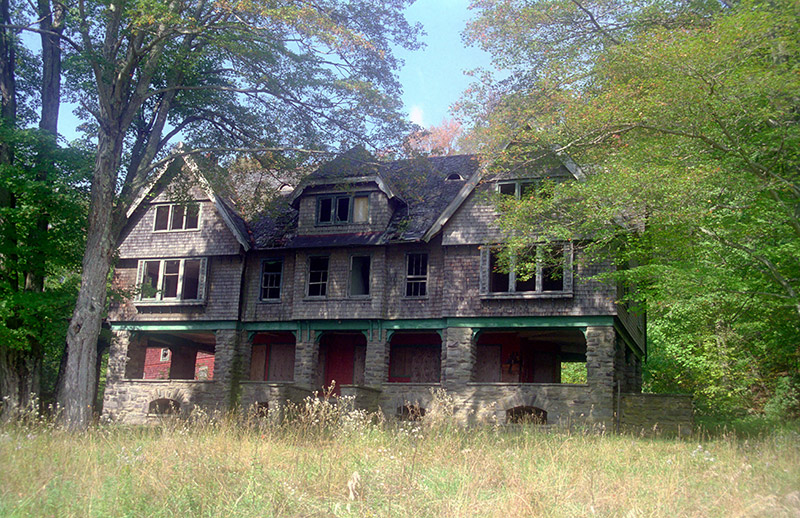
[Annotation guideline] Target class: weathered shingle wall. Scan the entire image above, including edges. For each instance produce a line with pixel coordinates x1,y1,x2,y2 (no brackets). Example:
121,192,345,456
441,245,617,318
241,251,296,322
117,199,242,259
382,240,444,320
109,255,244,322
296,188,393,236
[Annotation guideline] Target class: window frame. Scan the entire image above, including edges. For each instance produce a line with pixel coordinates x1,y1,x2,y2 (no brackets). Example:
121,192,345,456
348,254,372,298
135,257,208,305
315,193,369,226
260,258,284,302
306,255,330,298
152,203,201,232
496,180,539,199
404,252,429,298
480,243,573,298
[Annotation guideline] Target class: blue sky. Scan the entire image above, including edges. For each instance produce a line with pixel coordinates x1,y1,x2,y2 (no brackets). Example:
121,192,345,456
396,0,493,128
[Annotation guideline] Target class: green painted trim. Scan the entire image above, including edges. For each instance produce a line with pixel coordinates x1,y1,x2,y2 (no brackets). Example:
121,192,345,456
614,318,645,360
111,321,239,331
242,322,299,332
381,319,447,330
445,316,614,328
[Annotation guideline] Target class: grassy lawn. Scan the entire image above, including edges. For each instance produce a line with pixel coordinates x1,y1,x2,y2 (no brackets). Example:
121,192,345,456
1,404,798,517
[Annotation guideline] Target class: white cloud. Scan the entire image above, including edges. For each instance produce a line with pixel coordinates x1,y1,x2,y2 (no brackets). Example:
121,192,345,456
409,105,425,127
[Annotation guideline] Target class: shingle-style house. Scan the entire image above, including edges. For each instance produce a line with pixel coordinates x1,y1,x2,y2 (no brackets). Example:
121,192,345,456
103,147,691,431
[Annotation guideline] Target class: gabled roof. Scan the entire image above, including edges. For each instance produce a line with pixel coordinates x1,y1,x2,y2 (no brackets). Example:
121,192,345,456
124,151,252,251
288,145,402,207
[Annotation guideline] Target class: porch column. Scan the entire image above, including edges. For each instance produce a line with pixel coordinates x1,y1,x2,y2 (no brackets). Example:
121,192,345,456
214,329,247,409
102,329,142,420
364,328,388,387
293,330,318,389
443,327,474,389
585,326,616,425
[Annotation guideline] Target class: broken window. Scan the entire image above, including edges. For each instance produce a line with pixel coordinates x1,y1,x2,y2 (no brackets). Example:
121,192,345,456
481,244,572,295
137,258,207,302
349,255,371,297
260,258,283,301
307,256,329,297
153,203,200,231
405,253,428,297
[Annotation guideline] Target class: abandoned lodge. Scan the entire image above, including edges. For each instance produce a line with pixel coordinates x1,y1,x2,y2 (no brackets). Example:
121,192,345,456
102,146,693,432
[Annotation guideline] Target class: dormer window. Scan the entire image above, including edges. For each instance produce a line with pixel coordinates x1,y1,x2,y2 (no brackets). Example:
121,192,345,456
153,203,200,231
316,194,369,225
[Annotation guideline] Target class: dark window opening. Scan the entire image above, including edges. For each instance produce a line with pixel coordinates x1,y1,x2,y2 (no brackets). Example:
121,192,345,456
506,406,547,424
541,245,564,291
149,398,181,415
483,245,571,295
446,173,463,181
137,258,206,302
261,259,283,301
308,256,329,297
489,249,510,293
350,255,371,296
317,194,361,225
318,197,333,223
182,259,201,299
406,253,428,297
498,183,516,196
162,260,180,298
336,196,351,223
397,404,426,421
153,203,199,231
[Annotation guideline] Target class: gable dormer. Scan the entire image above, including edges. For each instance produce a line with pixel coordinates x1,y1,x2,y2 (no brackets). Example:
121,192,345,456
289,146,402,237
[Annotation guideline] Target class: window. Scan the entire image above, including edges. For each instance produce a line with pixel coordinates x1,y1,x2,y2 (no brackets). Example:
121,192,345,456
316,194,369,225
136,258,208,303
307,256,329,297
405,253,428,297
480,244,572,296
160,348,170,362
260,258,283,301
349,255,371,297
497,180,539,199
153,203,200,231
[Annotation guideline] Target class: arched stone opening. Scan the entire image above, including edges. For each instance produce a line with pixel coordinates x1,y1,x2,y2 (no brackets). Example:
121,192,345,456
148,398,181,415
396,403,426,421
506,406,547,424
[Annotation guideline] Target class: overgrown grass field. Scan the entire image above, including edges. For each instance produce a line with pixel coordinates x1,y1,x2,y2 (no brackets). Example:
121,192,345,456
1,399,798,517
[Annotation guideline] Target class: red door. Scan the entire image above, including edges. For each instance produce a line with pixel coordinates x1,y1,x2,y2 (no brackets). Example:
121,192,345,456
324,337,354,395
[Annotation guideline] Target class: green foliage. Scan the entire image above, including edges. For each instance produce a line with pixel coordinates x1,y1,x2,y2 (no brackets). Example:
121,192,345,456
462,0,800,417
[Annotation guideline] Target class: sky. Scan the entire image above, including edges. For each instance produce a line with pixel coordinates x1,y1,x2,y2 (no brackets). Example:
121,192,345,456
395,0,494,129
46,0,492,142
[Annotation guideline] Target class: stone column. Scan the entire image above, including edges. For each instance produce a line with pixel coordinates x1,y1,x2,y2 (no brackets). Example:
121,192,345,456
585,326,616,426
293,330,318,389
364,328,388,387
443,327,474,389
102,329,139,420
214,329,247,410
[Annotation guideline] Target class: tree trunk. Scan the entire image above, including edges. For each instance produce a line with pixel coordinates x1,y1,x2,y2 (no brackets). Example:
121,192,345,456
60,129,123,430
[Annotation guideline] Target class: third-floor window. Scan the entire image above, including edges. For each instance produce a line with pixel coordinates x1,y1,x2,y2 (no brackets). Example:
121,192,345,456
316,194,369,225
153,203,200,231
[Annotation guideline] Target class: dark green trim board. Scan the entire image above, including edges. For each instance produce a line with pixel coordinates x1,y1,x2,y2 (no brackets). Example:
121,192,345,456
112,315,615,334
111,321,239,331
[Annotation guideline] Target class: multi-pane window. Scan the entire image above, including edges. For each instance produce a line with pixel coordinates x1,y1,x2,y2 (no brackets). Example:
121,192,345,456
307,256,329,297
349,255,371,297
481,244,572,295
405,253,428,297
316,194,368,225
137,258,207,302
497,181,538,199
260,259,283,301
153,203,200,231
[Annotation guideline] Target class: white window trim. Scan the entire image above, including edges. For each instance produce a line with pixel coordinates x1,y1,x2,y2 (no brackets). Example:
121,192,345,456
135,257,208,305
480,243,573,299
152,202,202,232
404,252,429,299
259,258,284,302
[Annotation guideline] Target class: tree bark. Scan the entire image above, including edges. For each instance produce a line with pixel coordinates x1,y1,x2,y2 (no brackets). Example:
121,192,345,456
60,129,123,430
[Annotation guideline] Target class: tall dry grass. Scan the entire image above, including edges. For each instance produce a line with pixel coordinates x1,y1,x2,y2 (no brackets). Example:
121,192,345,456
1,393,798,517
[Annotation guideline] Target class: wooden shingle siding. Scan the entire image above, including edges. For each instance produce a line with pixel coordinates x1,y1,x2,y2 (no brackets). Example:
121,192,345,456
441,184,506,246
109,255,244,321
241,252,296,322
440,245,618,318
383,239,444,320
117,199,242,259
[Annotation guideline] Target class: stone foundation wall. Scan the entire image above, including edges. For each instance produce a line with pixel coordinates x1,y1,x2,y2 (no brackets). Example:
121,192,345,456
102,380,223,424
618,393,693,436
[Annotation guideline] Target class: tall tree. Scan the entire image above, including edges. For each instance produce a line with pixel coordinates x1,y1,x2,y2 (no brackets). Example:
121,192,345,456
461,0,800,415
41,0,420,429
